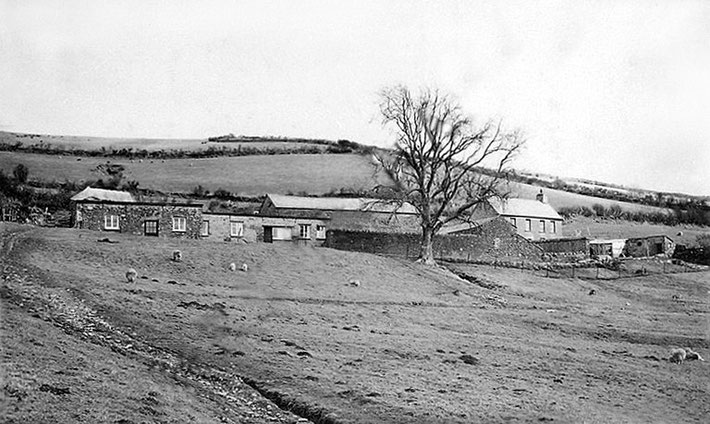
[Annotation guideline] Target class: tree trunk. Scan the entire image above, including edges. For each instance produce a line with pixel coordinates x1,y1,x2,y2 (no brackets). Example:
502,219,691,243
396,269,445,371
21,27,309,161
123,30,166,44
420,226,436,265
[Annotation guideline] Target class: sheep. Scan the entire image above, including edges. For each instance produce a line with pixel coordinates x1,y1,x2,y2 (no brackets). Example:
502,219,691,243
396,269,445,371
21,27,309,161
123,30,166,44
685,348,705,362
588,289,596,296
125,268,137,283
240,263,248,272
348,279,360,287
172,250,182,262
669,348,687,363
228,262,237,272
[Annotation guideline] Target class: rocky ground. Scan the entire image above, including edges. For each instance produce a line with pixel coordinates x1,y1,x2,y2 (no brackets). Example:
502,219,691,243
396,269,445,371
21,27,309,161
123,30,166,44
2,223,709,423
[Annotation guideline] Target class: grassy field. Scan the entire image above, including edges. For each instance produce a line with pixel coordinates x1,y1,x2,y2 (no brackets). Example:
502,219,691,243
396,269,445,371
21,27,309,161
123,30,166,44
509,182,669,214
562,216,708,246
2,224,708,423
0,131,329,152
0,152,389,195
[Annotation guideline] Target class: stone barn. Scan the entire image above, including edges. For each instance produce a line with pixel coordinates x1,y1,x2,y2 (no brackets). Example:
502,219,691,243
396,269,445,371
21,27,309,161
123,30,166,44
624,235,675,258
259,194,420,241
71,187,204,238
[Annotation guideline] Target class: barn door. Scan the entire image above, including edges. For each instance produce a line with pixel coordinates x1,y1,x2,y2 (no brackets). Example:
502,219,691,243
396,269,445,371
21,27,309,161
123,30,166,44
263,226,273,243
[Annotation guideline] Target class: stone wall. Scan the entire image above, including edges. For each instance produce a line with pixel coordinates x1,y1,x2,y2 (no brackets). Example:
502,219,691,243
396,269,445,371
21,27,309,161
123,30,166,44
75,202,203,239
202,213,329,245
534,237,589,261
325,217,543,262
202,213,264,243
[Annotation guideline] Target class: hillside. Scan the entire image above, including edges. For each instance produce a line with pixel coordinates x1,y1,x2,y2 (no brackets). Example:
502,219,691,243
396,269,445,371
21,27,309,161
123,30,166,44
2,224,709,423
0,152,390,196
0,131,338,153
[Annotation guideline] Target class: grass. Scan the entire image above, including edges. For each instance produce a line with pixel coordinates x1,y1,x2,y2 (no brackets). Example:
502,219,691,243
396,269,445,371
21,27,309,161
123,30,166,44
0,152,390,195
0,131,330,152
509,181,669,214
562,216,708,247
2,224,709,423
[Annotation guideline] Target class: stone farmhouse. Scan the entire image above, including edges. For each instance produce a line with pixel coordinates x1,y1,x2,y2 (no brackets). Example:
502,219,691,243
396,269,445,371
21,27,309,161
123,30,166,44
470,191,563,241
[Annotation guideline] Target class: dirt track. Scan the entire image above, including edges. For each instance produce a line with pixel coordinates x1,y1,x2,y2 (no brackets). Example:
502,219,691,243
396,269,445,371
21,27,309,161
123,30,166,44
2,223,709,423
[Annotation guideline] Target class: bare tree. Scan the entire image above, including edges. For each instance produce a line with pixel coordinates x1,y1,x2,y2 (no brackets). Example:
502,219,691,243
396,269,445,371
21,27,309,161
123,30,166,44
376,85,524,265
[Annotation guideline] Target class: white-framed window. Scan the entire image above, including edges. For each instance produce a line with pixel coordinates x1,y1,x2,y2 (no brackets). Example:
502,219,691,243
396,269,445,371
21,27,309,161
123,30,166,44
316,225,326,239
230,221,244,237
201,220,210,236
509,217,517,228
524,219,532,232
172,216,186,232
550,221,557,233
104,214,119,230
539,220,546,233
299,224,311,239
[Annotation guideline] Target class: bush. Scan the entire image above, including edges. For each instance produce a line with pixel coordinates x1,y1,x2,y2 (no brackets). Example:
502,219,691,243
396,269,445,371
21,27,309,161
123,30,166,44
13,164,29,183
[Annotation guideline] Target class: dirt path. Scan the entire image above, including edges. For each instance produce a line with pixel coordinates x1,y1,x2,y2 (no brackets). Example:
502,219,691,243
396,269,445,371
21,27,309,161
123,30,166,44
1,224,312,424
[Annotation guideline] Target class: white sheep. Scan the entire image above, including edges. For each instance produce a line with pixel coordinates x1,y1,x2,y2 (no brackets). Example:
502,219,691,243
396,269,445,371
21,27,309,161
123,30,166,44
669,348,686,363
172,250,182,262
240,263,248,272
228,262,237,272
125,268,137,283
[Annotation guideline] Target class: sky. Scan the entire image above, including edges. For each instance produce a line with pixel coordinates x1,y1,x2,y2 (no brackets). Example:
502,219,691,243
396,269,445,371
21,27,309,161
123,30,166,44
1,0,709,195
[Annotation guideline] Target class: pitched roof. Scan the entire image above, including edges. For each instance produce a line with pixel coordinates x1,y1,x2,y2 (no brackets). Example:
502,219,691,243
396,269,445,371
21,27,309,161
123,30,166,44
488,198,562,220
266,194,418,214
71,187,135,203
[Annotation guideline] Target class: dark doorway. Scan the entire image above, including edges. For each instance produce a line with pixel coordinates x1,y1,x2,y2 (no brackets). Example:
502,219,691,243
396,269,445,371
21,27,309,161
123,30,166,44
144,220,159,237
263,226,273,243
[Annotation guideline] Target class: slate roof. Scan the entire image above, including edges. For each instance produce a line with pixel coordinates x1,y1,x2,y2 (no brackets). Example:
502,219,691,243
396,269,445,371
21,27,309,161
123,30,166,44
488,198,562,220
70,187,135,203
266,194,418,214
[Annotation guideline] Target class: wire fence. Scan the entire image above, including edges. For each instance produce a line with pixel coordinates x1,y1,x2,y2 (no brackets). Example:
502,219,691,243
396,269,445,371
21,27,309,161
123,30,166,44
533,259,705,280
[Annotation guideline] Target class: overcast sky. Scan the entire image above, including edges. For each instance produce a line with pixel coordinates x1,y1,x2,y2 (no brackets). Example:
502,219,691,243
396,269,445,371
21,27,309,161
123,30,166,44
1,0,708,195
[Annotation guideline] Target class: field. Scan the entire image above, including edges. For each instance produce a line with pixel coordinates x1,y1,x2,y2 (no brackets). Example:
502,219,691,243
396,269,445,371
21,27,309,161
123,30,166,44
0,150,676,218
0,131,329,152
561,217,708,247
2,223,709,423
0,152,389,196
509,182,669,214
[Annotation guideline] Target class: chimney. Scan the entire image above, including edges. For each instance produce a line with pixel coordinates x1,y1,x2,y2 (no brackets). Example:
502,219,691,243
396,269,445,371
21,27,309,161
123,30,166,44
536,189,547,203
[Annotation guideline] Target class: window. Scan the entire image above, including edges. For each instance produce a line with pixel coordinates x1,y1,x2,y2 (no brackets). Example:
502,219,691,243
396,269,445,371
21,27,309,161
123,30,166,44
230,221,244,237
172,216,186,232
539,220,546,233
316,225,326,239
550,221,556,233
509,217,517,228
524,219,532,232
299,224,311,239
201,220,210,236
144,220,158,236
104,214,119,230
